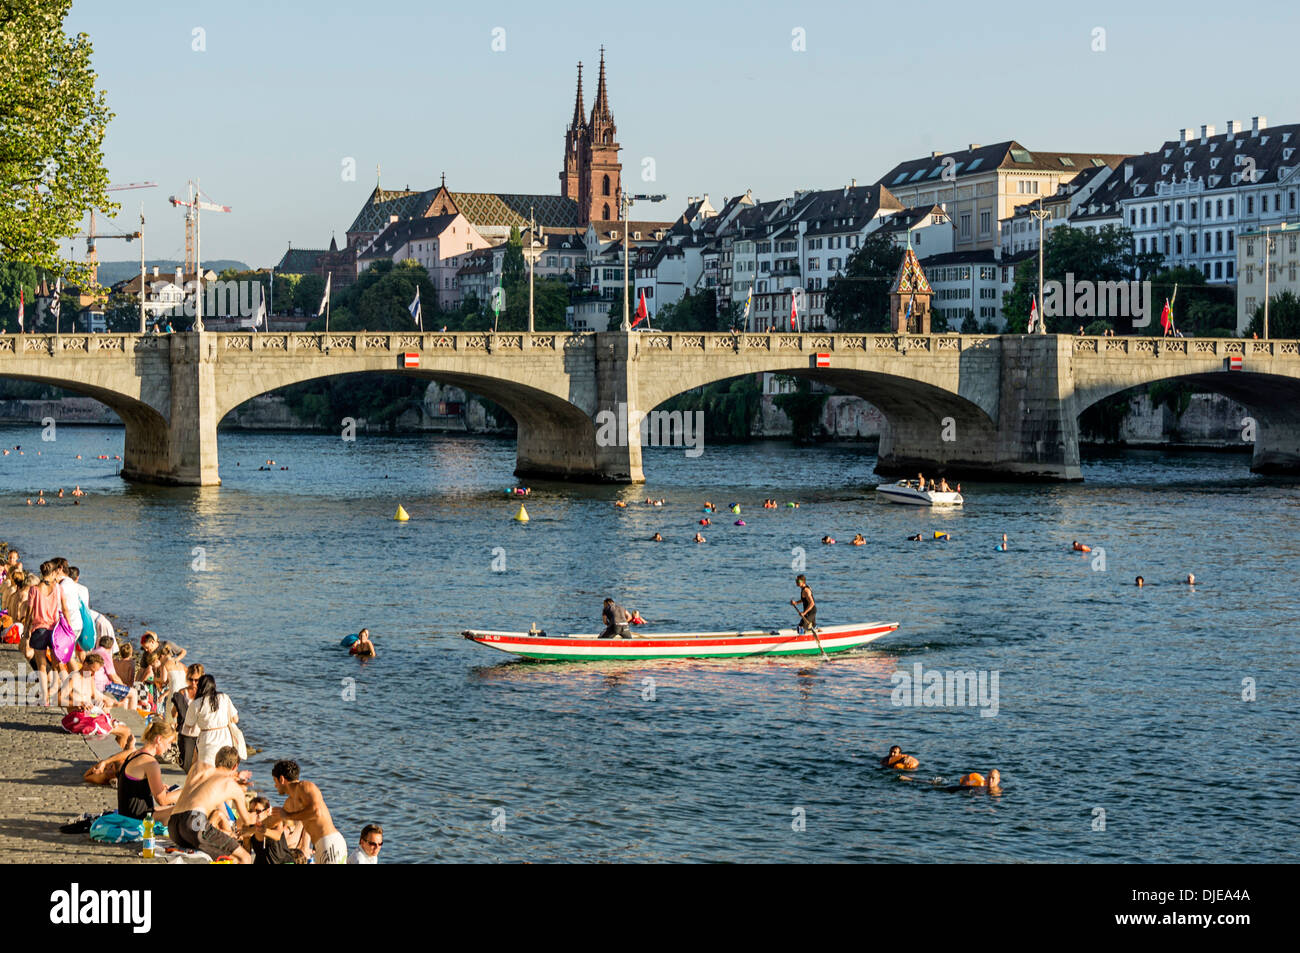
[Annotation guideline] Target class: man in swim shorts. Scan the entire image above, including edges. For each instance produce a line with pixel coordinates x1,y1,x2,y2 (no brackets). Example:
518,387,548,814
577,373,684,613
271,759,347,864
169,746,255,862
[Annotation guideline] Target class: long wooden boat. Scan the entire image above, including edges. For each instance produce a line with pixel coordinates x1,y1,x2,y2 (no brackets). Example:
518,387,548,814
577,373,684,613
461,621,899,662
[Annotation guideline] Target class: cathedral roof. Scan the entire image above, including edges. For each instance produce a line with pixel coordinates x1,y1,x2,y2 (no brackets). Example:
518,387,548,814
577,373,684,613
451,192,580,229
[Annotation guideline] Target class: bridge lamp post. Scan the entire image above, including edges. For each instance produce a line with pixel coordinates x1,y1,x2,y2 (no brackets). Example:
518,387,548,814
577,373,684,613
1029,198,1051,334
619,191,666,331
1263,222,1288,340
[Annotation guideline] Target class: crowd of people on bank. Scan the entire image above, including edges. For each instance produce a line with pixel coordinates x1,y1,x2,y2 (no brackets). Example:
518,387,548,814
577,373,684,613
1,541,383,864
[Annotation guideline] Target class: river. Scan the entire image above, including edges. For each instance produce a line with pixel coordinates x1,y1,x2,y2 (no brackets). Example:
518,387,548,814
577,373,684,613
2,426,1297,862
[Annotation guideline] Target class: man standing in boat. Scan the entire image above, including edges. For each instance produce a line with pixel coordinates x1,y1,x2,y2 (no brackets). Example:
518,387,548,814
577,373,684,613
791,575,816,632
600,598,635,639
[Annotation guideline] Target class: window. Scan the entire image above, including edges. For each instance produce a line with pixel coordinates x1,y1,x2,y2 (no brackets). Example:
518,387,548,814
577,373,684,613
1216,231,1223,252
1140,207,1147,225
960,214,971,237
979,211,991,234
1227,231,1234,251
1204,263,1211,279
1215,262,1223,279
1228,199,1235,215
1176,203,1184,221
1204,202,1211,218
1190,203,1198,219
1164,203,1171,222
1130,210,1137,225
1216,200,1223,217
1190,234,1197,254
1227,261,1234,279
1247,197,1254,214
603,203,610,219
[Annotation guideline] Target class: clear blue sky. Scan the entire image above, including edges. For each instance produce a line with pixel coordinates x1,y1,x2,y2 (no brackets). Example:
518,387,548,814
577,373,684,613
70,0,1299,268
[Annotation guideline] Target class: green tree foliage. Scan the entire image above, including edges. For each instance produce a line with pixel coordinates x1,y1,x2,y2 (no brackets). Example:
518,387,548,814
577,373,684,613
1003,226,1159,333
959,312,980,334
772,377,827,442
0,0,115,290
501,228,525,285
825,232,903,332
0,258,37,331
307,259,437,331
658,375,762,440
654,289,719,332
1244,290,1300,339
1146,266,1236,337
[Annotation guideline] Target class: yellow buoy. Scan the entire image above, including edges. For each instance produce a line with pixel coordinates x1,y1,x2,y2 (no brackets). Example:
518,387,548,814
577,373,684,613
513,504,530,522
394,505,410,521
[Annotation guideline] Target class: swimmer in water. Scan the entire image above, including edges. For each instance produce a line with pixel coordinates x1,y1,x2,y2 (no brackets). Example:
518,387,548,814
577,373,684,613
693,532,706,543
651,533,662,542
1185,573,1195,585
907,533,922,541
349,629,376,658
1071,540,1091,552
57,489,64,498
851,534,865,546
699,518,710,526
1136,576,1144,587
880,745,919,770
72,486,84,497
821,536,835,545
953,769,1001,794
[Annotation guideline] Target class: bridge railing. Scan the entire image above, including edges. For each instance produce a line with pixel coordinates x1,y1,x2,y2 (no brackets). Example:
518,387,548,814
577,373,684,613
635,332,1000,353
1071,335,1300,358
0,334,172,356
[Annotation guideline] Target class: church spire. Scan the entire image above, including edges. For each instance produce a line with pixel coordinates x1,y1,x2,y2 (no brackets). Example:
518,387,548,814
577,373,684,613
571,62,585,132
590,46,612,125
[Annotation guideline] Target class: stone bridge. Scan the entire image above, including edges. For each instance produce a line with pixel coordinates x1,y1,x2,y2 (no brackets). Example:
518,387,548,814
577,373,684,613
0,330,1297,485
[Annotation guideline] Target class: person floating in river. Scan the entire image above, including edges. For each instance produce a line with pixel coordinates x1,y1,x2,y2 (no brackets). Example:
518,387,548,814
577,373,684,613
350,628,376,658
881,745,920,770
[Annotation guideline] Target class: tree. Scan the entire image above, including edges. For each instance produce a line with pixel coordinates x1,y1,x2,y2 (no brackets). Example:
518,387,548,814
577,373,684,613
1147,266,1235,337
309,259,437,331
1245,290,1300,339
0,0,115,290
655,289,719,332
1003,225,1156,333
825,232,903,332
0,258,36,331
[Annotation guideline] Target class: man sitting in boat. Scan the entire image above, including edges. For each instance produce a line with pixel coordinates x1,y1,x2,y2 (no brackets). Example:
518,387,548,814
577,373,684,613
881,745,919,770
938,478,951,493
599,598,635,639
790,575,816,632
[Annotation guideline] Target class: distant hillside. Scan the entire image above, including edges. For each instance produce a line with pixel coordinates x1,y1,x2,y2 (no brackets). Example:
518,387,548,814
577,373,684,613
96,259,251,286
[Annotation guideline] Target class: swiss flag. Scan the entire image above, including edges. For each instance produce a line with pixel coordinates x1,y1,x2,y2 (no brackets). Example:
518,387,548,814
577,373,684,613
631,289,649,328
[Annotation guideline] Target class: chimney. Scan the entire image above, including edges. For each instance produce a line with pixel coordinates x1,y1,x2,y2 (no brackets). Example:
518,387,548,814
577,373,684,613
1179,128,1195,146
851,178,857,187
931,151,943,158
1225,119,1240,137
1252,116,1267,136
175,266,183,285
968,143,981,151
152,266,159,278
1200,124,1215,143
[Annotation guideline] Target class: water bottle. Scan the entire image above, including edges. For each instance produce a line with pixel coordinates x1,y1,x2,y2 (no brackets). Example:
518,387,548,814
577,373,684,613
142,814,155,859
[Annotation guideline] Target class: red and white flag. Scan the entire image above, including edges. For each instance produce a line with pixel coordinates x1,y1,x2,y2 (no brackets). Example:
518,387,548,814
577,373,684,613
790,290,799,331
1027,295,1038,334
1160,298,1173,335
631,288,649,328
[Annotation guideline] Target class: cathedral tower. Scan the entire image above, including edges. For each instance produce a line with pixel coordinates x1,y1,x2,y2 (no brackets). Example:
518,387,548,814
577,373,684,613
560,48,622,226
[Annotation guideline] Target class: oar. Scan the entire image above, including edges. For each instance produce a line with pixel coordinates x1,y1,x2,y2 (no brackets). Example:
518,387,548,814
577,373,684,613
795,606,830,661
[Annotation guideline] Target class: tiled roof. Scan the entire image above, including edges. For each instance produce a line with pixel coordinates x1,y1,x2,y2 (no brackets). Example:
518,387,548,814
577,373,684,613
876,141,1129,188
358,214,461,260
347,187,432,235
450,192,579,228
878,205,946,232
889,247,933,295
917,249,998,267
1118,122,1300,197
276,248,328,273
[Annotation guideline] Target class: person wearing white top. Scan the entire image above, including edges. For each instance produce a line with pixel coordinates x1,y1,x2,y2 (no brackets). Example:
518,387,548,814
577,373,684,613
182,673,242,766
347,824,382,864
52,561,82,636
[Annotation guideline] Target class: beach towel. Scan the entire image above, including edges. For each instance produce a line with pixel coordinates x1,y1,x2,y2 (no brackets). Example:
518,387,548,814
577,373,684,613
89,813,168,844
77,601,96,652
61,710,115,736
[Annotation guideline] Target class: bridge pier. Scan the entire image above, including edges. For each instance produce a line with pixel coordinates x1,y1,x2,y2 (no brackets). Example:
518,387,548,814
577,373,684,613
876,335,1082,481
119,334,221,486
1252,417,1300,473
514,331,644,483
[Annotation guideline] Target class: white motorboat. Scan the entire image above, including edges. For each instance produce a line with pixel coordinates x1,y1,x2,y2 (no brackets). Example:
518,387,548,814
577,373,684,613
875,480,963,507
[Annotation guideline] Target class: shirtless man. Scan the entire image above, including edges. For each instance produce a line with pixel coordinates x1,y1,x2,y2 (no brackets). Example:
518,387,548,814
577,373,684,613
955,769,1002,794
169,746,255,863
880,745,920,770
790,575,816,632
270,760,346,864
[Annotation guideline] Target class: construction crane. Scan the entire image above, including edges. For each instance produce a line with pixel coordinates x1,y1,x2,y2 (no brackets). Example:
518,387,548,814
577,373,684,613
169,180,231,332
85,182,157,287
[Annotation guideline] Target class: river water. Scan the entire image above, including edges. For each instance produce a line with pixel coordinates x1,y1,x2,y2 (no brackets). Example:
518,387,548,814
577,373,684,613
2,426,1297,863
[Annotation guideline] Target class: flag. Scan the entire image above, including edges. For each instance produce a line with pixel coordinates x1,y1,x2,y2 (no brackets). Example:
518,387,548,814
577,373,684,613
1160,298,1173,335
631,289,649,328
905,290,915,329
742,286,753,321
50,278,61,322
408,287,422,329
1028,294,1038,334
317,273,331,318
17,289,23,330
253,283,267,329
790,290,799,331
